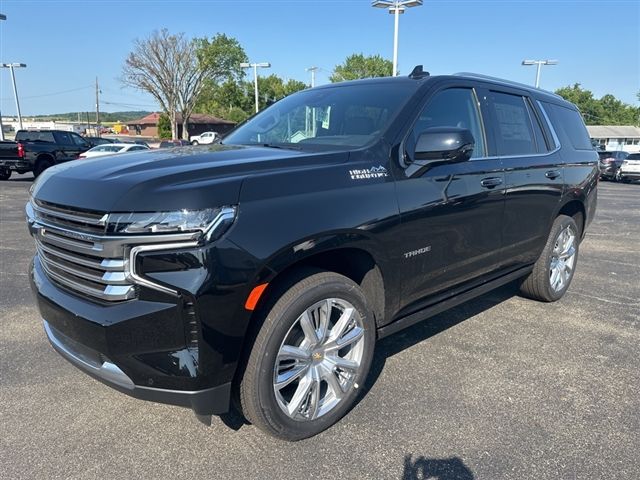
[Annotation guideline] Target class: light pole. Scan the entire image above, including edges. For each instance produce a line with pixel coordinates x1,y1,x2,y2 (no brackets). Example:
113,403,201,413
372,0,423,77
306,66,318,88
522,59,558,88
1,63,27,130
240,61,271,113
0,14,6,140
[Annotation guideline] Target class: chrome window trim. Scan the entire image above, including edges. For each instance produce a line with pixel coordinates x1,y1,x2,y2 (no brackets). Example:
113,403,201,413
536,100,562,149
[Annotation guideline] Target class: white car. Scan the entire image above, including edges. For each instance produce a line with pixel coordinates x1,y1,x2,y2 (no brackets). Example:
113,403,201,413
189,131,219,145
78,143,149,159
618,153,640,183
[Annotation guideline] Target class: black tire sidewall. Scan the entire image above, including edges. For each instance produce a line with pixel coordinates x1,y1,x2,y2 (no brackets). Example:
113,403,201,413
0,168,11,180
542,216,579,301
254,276,375,440
33,160,52,178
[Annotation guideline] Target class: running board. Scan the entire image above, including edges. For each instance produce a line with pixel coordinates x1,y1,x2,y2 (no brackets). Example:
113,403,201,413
377,265,532,339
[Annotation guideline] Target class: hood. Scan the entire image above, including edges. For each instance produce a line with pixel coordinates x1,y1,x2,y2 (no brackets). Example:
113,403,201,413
32,144,348,212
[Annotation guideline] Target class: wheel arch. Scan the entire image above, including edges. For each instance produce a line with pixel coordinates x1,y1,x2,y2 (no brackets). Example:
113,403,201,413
252,246,387,329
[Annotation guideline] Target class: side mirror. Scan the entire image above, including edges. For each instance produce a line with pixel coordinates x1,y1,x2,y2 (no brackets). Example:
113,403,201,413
413,127,475,164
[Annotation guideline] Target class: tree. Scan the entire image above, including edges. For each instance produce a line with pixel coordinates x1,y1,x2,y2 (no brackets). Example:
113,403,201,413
555,84,639,125
122,29,247,139
195,75,307,123
157,112,171,139
330,54,392,82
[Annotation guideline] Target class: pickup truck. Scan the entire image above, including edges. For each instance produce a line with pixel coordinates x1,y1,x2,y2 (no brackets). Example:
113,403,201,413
0,130,91,180
27,69,598,440
189,131,219,145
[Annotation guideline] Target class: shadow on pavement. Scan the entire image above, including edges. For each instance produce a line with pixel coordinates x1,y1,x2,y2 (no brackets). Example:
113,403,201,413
403,454,474,479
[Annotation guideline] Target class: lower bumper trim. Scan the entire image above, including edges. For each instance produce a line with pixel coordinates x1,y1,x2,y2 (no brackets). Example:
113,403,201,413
43,319,231,415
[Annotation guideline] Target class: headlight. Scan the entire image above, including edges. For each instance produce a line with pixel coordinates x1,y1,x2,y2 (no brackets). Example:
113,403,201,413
106,206,236,240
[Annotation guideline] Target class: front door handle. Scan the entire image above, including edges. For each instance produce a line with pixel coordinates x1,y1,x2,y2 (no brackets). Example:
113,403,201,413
545,169,561,179
480,177,503,188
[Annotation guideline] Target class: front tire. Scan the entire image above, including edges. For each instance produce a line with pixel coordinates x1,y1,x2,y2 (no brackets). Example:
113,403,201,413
520,215,579,302
239,271,375,441
0,168,11,180
191,140,199,145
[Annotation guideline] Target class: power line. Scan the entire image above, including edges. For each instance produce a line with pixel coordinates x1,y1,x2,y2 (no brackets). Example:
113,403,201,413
0,85,92,101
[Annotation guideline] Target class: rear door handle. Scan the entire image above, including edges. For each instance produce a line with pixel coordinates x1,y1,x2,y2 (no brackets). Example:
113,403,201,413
545,169,561,179
480,177,503,188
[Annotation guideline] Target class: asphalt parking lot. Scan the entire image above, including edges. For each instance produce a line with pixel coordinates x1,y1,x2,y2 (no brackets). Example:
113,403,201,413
1,174,638,479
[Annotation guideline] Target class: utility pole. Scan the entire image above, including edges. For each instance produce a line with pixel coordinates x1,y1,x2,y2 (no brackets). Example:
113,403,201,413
95,77,100,134
306,66,318,88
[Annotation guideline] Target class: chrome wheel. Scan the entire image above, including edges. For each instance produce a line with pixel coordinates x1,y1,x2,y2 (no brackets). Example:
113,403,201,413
549,225,576,293
273,298,365,421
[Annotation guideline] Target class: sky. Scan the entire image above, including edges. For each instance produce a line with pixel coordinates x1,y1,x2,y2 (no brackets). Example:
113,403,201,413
0,0,638,116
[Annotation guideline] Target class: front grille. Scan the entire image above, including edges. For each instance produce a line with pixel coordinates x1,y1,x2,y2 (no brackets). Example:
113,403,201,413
30,200,135,302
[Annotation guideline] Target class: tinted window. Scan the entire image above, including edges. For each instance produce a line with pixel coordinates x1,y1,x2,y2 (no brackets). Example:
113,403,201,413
56,132,73,144
525,100,549,153
224,83,417,148
490,92,536,156
70,133,88,147
409,88,486,158
627,153,640,160
16,131,55,143
542,103,593,150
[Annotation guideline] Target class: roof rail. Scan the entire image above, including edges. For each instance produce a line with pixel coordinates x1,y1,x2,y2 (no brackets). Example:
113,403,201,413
409,65,430,79
453,72,563,99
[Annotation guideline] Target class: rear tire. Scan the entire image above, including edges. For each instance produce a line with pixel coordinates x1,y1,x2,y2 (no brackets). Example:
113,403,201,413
239,271,375,441
0,168,11,180
33,159,53,178
520,215,579,302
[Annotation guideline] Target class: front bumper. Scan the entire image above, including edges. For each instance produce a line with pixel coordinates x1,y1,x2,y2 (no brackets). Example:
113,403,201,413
29,242,258,416
43,319,230,414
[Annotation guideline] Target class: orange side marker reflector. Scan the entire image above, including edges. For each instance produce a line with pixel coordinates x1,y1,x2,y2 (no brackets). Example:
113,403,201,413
245,283,268,311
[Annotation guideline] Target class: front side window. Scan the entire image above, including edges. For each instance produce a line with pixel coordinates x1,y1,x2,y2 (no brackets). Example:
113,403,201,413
70,133,88,146
56,132,73,145
408,88,486,159
223,83,417,149
490,92,536,156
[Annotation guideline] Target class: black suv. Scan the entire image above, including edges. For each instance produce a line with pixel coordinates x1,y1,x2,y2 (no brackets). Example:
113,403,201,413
26,70,598,440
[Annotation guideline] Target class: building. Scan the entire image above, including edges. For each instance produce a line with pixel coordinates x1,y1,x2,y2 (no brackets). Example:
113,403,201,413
587,125,640,153
127,112,236,139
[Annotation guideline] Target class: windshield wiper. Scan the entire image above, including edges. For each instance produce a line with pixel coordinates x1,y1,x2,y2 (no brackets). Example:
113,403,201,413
258,143,302,151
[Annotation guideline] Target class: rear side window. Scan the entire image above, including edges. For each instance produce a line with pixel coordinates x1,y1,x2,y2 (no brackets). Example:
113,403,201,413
542,102,592,150
16,131,55,143
55,132,73,144
489,92,536,156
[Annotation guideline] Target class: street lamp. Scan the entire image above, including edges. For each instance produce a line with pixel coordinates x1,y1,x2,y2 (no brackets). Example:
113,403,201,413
240,61,271,113
372,0,423,77
521,59,558,88
0,14,6,140
1,63,27,130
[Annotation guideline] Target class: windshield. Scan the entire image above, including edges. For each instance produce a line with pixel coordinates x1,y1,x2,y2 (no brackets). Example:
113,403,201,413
223,82,417,149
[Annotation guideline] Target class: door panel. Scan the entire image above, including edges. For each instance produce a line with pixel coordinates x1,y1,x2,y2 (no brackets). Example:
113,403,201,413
394,86,505,312
395,159,505,310
486,91,564,266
